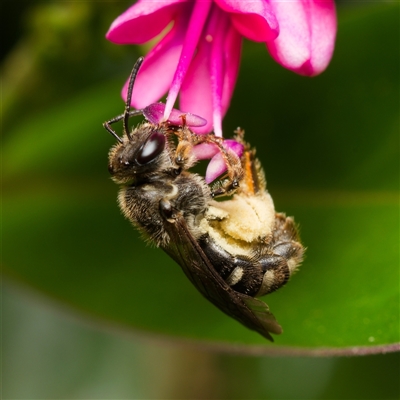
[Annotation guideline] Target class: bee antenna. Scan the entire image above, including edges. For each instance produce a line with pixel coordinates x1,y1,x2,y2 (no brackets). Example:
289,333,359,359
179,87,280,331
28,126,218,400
123,57,144,140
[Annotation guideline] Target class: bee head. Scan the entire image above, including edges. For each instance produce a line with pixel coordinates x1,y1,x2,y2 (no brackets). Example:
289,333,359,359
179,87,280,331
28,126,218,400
103,57,170,183
108,122,170,183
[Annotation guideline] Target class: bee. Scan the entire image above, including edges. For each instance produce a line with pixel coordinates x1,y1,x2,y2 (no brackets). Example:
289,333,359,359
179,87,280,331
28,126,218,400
103,57,304,341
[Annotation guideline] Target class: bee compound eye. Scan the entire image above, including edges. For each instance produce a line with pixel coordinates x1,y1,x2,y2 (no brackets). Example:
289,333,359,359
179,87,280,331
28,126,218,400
137,130,166,165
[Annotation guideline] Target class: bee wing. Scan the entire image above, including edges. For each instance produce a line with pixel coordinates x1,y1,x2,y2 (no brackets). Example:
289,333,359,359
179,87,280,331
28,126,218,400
161,212,282,341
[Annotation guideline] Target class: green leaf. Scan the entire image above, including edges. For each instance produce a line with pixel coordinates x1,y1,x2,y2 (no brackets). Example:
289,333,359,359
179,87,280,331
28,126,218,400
3,4,399,354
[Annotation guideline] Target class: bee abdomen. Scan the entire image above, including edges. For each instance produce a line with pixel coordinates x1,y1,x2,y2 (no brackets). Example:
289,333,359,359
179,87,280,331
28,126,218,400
255,255,290,296
272,241,304,274
199,235,292,297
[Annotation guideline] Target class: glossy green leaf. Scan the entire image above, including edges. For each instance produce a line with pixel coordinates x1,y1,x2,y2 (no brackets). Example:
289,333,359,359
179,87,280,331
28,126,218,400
3,4,399,354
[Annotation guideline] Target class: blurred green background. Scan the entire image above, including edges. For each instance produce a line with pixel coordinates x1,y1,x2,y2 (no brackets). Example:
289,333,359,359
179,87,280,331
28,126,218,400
2,1,399,398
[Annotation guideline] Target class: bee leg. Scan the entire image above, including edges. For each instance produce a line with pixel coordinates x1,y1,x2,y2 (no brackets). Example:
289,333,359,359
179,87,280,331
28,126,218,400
103,110,143,143
193,134,244,197
201,134,243,197
166,125,197,170
210,174,241,198
175,139,197,170
168,126,243,195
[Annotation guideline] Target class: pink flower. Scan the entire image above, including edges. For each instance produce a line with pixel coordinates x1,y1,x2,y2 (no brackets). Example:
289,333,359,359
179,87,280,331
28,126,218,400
266,0,337,76
106,1,336,182
106,0,336,138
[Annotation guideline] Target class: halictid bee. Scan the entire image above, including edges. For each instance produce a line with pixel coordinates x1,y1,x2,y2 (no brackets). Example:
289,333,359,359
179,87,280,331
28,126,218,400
103,57,304,341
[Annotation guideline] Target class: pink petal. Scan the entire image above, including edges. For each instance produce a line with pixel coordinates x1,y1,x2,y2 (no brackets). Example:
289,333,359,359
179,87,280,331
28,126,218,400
215,0,279,42
164,1,212,120
209,7,230,137
121,16,188,109
179,37,213,134
179,4,235,136
192,139,243,164
206,153,227,183
205,140,244,183
168,109,207,127
221,23,242,119
266,0,337,76
106,0,187,44
191,143,219,160
225,139,244,155
143,103,207,127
